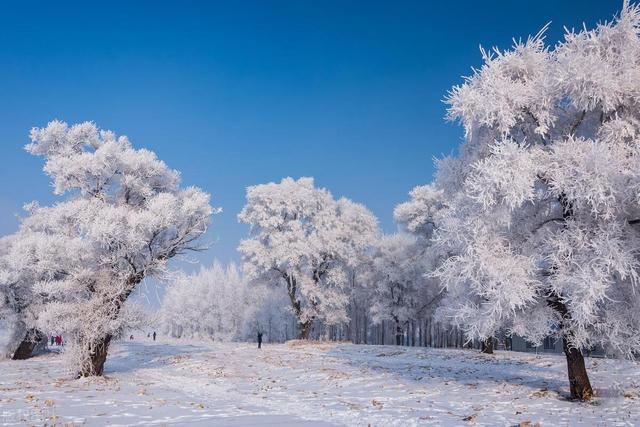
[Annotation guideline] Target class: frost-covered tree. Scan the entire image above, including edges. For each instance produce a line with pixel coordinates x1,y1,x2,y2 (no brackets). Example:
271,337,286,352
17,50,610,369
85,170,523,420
432,2,640,400
23,120,213,376
394,184,500,353
162,261,247,340
160,260,293,342
0,235,27,358
0,228,89,359
238,177,379,339
240,283,293,343
0,235,36,359
367,233,441,345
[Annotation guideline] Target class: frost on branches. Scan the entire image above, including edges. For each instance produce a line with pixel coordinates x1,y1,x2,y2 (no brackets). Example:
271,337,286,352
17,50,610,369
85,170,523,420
430,2,640,400
238,177,379,339
22,121,214,377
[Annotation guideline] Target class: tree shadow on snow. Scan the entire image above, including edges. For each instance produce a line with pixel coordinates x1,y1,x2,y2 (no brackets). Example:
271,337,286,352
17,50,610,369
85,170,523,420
325,345,571,398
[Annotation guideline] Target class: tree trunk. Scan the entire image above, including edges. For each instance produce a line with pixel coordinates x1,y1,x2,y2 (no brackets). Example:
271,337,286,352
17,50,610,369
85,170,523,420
12,329,44,360
78,335,112,377
410,322,415,346
547,293,593,401
562,337,593,400
284,274,315,340
298,320,313,340
75,272,144,377
363,314,368,345
395,323,402,346
481,336,494,354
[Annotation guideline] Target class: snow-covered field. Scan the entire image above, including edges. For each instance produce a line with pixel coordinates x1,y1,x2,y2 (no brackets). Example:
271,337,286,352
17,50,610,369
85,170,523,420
1,340,639,426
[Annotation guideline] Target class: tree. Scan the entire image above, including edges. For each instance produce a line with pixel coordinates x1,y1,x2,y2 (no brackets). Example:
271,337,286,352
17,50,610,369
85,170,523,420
241,283,293,343
393,185,454,344
160,261,267,341
0,224,91,359
368,233,440,345
24,120,213,377
0,235,31,358
432,2,640,400
238,177,379,339
161,259,294,343
0,235,38,359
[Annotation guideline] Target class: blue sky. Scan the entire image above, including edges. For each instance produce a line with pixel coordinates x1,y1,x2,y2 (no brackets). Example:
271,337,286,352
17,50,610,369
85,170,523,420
0,0,620,266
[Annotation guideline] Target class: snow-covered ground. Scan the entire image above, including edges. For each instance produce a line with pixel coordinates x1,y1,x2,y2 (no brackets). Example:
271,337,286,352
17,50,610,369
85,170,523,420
1,339,639,426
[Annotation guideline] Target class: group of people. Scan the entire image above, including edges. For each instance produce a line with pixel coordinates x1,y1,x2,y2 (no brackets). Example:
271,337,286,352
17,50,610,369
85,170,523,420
50,335,63,346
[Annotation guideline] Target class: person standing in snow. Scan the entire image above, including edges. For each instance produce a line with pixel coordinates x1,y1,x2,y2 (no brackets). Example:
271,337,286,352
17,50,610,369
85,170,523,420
257,332,263,349
153,331,156,341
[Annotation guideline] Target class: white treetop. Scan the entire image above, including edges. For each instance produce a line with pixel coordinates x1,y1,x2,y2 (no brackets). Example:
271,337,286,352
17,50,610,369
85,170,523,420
238,177,379,337
22,120,214,375
394,185,446,241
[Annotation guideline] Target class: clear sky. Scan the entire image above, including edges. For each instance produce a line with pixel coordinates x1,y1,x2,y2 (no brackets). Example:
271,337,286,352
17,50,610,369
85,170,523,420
0,0,620,267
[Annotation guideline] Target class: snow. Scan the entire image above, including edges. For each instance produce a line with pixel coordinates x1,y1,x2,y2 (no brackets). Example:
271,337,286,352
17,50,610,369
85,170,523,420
1,340,639,426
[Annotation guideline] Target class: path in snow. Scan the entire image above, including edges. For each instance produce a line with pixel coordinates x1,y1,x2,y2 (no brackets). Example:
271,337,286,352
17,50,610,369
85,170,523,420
0,339,639,426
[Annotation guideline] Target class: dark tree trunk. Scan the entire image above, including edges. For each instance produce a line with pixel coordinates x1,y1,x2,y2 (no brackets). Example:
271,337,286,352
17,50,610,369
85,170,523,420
284,274,314,340
78,335,112,377
562,337,593,400
12,329,45,360
395,322,402,346
298,320,313,340
547,293,593,401
481,336,494,354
